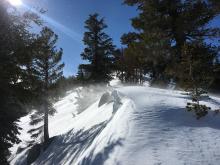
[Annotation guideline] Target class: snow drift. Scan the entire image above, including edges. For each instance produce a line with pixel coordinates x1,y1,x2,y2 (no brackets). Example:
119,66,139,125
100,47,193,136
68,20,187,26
9,81,220,165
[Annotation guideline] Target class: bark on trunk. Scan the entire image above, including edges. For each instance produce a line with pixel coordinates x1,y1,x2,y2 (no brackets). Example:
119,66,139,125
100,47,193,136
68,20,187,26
44,59,49,142
44,101,49,142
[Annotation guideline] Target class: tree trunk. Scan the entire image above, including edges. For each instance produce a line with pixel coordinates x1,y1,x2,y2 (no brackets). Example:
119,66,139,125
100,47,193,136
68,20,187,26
140,68,143,85
44,60,49,142
44,100,49,142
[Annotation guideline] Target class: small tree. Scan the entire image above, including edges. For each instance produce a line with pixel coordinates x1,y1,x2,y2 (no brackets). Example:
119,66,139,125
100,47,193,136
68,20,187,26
80,13,115,83
31,27,64,142
180,42,217,119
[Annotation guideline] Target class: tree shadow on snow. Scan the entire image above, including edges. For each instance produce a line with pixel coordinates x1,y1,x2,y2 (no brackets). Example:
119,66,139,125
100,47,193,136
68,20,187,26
153,104,220,130
205,97,220,107
80,137,123,165
32,121,108,164
32,117,123,165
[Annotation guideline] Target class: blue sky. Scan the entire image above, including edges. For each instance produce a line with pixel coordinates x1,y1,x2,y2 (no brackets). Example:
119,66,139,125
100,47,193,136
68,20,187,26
19,0,220,76
20,0,137,76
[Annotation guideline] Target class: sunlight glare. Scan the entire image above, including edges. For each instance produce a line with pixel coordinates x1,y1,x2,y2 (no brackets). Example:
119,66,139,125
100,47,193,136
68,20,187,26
8,0,22,6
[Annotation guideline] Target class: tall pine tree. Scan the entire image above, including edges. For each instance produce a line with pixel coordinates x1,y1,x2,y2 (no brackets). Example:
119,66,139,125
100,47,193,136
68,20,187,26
0,1,42,163
31,27,64,142
80,13,115,83
123,0,220,85
123,0,220,117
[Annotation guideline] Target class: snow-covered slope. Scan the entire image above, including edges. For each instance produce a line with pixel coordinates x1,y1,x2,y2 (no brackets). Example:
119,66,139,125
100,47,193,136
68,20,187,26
9,90,79,164
117,86,220,165
10,83,220,165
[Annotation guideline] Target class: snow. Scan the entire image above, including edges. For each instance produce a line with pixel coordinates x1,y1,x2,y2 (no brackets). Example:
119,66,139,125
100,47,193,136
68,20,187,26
10,81,220,165
23,92,132,165
109,77,122,87
117,86,220,165
9,90,78,164
49,91,78,136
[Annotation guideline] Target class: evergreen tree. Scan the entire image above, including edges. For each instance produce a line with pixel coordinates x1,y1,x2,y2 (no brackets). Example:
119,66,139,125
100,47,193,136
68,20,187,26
0,1,42,163
123,0,220,85
76,64,91,84
31,27,64,142
112,48,126,82
80,13,115,83
49,76,79,99
181,41,217,119
179,42,217,94
210,53,220,92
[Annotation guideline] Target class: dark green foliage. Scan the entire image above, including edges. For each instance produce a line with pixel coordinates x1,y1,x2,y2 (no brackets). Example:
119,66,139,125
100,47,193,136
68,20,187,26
186,102,210,119
50,76,79,99
210,57,220,92
180,42,216,119
0,1,42,163
122,0,220,86
0,4,20,162
121,1,173,84
80,13,115,83
77,64,92,83
30,27,64,142
112,49,127,83
178,42,217,93
122,0,220,119
77,65,85,82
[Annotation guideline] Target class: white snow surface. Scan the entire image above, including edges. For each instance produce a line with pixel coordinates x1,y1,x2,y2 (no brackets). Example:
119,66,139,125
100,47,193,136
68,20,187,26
109,77,122,87
10,82,220,165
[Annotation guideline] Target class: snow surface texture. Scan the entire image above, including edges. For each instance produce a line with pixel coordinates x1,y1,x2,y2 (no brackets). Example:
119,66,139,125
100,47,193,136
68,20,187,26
10,80,220,165
9,91,79,164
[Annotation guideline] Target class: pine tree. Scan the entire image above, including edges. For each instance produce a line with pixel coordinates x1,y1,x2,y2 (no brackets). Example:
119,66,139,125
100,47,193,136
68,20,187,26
112,48,126,83
0,1,42,163
181,41,217,119
80,13,115,83
123,0,220,117
31,27,64,142
123,0,220,85
210,55,220,92
179,42,217,94
76,64,88,84
49,76,79,99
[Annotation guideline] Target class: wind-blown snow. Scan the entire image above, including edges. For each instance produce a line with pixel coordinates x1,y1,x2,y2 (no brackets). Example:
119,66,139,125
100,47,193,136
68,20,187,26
117,86,220,165
109,77,122,87
10,83,220,165
9,90,78,164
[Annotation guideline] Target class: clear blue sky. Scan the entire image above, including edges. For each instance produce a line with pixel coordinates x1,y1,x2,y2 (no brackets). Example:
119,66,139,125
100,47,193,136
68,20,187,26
20,0,137,76
19,0,220,77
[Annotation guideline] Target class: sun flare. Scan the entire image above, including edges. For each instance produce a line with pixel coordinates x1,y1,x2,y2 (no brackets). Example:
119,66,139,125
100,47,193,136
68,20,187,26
8,0,22,6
